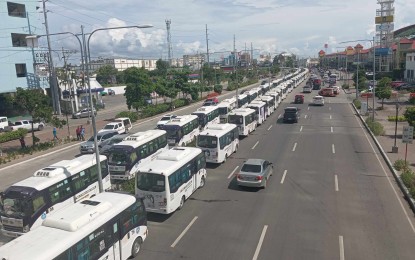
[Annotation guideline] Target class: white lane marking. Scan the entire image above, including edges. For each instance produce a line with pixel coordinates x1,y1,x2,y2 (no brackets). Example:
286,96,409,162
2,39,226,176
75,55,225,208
349,104,415,233
332,144,336,154
252,225,268,260
292,142,297,152
278,114,282,119
171,216,198,248
335,175,339,191
308,106,310,110
0,142,81,173
228,166,239,179
339,235,345,260
331,126,334,133
329,107,332,111
252,141,259,150
330,115,332,120
300,126,303,132
304,114,308,119
281,170,288,184
267,125,272,131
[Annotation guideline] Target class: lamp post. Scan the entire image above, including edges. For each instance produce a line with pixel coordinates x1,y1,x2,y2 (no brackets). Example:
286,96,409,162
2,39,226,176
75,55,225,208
85,25,153,192
339,38,376,119
392,102,399,153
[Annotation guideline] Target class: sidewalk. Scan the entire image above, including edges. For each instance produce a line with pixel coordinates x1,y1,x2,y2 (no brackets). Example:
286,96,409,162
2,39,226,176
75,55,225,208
343,87,415,173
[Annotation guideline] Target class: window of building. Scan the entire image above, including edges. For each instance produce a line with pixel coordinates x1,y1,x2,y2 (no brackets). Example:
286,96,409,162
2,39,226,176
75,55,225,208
7,2,26,18
11,33,29,47
15,64,27,77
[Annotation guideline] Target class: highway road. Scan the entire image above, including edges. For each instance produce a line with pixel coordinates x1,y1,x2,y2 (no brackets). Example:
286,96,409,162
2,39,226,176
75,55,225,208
135,88,415,259
2,78,415,259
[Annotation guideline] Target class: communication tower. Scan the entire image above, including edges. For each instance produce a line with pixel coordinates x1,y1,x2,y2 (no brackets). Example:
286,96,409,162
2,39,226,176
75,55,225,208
375,0,395,72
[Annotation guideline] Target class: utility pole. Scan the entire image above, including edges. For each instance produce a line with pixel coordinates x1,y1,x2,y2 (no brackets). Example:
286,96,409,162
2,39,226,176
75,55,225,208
61,47,71,137
26,12,40,89
42,0,61,115
166,20,172,66
233,35,238,97
205,24,209,66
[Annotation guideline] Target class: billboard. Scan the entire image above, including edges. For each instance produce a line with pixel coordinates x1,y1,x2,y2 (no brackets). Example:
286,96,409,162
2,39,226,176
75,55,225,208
375,48,392,56
376,24,394,31
375,15,394,24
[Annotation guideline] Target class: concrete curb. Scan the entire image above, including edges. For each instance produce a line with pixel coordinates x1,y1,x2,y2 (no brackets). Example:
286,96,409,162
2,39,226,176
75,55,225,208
351,103,415,214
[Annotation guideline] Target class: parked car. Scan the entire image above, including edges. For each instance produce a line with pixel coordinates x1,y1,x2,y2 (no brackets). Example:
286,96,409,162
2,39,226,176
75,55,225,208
391,81,405,88
236,159,273,188
114,117,132,133
157,114,177,129
202,100,218,106
205,97,219,105
294,94,304,104
312,95,325,106
99,133,129,156
283,107,300,123
396,83,415,91
80,131,119,154
98,122,126,135
72,108,97,119
0,117,8,132
4,120,44,132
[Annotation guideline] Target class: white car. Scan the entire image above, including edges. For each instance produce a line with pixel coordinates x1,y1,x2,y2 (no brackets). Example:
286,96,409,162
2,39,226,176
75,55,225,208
157,114,177,129
313,95,325,106
98,122,125,134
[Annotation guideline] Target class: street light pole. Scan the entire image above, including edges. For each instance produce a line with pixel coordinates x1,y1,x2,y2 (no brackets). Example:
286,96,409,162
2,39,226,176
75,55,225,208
356,50,359,100
85,25,153,192
392,103,399,153
372,36,376,120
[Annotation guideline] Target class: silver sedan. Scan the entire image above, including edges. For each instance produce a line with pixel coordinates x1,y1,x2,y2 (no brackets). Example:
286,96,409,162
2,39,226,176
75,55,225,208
237,159,273,188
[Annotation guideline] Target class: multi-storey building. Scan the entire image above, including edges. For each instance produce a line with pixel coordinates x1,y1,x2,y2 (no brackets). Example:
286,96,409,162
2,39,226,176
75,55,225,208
0,1,43,94
405,51,415,82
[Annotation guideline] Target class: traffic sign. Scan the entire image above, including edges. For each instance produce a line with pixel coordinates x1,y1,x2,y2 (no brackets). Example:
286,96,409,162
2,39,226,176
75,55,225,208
402,126,414,144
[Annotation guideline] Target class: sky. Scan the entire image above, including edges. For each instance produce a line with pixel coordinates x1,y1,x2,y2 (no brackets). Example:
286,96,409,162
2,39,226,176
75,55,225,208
31,0,415,65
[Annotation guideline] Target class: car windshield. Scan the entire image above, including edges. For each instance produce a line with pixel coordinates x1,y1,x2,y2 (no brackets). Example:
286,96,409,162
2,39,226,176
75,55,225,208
104,125,115,130
88,135,104,142
0,197,31,217
136,172,166,192
160,116,172,121
228,115,243,124
241,164,262,173
163,125,182,139
197,135,218,148
108,138,123,145
109,150,131,165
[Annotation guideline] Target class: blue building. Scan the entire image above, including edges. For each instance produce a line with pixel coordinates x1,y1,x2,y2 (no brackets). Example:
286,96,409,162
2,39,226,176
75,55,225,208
0,1,44,94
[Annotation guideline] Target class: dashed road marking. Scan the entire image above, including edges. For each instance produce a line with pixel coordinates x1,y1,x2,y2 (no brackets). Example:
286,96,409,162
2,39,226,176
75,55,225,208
339,235,345,260
300,126,303,132
267,125,272,131
171,216,198,248
292,142,297,152
281,170,288,184
335,174,339,191
332,144,336,154
331,126,334,133
252,225,268,260
228,166,239,179
252,141,259,150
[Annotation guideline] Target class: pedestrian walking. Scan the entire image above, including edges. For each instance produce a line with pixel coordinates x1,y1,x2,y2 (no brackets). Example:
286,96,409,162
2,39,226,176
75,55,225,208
19,136,26,149
80,125,85,141
53,127,58,141
76,126,81,140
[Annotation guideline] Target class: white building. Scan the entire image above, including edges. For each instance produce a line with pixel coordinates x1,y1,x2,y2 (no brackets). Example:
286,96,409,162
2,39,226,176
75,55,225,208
85,58,158,73
405,51,415,82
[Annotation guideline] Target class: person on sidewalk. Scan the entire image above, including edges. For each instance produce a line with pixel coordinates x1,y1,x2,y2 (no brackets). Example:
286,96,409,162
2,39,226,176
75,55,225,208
76,126,81,140
53,127,58,141
80,125,85,141
19,136,26,149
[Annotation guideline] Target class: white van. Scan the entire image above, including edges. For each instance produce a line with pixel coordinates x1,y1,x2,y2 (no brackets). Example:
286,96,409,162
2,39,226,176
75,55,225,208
0,117,8,132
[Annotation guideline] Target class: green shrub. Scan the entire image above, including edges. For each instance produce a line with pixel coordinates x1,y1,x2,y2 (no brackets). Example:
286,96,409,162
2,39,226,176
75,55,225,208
140,103,170,118
401,169,415,197
214,84,223,94
119,179,135,194
115,111,139,123
409,96,415,105
342,84,350,89
394,159,409,171
173,98,190,108
387,115,406,122
0,129,28,143
353,99,361,109
365,117,385,136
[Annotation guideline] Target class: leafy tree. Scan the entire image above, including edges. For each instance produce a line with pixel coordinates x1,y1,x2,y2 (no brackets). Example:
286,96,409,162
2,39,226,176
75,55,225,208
123,67,154,110
404,107,415,127
14,88,66,145
170,69,191,98
96,65,118,85
375,77,393,109
154,78,179,102
155,59,169,77
201,64,216,86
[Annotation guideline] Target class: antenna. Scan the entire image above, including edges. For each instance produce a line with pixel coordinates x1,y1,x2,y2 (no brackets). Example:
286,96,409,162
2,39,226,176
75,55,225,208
166,19,173,66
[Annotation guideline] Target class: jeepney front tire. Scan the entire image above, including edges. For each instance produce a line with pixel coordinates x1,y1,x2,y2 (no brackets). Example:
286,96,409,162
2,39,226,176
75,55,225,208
132,237,143,257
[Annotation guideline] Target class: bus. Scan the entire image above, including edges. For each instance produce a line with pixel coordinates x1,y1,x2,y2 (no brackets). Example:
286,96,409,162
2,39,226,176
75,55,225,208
260,83,270,95
248,100,267,125
107,130,168,180
135,147,207,214
265,90,281,107
161,115,199,147
217,97,237,123
196,123,239,163
228,108,257,136
0,155,110,238
260,95,276,115
0,192,147,260
192,106,220,130
277,84,287,100
247,88,261,103
237,94,249,108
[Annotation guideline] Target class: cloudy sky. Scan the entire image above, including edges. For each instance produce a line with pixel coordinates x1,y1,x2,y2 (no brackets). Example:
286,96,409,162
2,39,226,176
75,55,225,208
34,0,415,64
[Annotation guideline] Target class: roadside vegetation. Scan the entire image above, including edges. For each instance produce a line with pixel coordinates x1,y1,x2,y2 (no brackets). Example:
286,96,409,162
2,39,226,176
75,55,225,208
395,159,415,199
365,117,385,136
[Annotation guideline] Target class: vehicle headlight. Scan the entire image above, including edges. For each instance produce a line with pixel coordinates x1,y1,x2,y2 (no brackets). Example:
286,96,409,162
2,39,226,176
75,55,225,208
23,225,30,232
